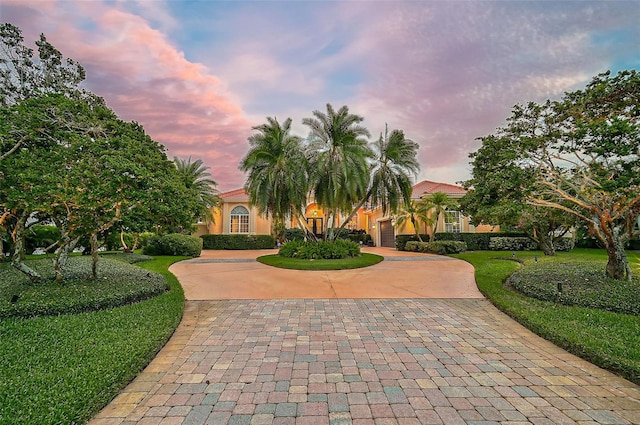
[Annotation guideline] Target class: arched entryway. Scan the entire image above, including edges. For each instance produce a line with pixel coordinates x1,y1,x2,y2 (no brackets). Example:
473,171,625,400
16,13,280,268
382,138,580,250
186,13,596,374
304,203,324,239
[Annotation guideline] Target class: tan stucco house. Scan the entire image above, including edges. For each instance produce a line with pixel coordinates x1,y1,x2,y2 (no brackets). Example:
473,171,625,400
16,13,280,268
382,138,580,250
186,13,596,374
194,180,495,247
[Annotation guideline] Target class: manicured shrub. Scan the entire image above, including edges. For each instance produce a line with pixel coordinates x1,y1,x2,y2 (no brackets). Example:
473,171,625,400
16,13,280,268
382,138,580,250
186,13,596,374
554,237,575,252
506,261,640,316
143,233,202,256
278,240,361,259
488,236,537,251
0,256,167,318
395,234,430,251
434,232,528,251
404,240,466,254
201,234,276,250
427,240,467,254
405,241,429,252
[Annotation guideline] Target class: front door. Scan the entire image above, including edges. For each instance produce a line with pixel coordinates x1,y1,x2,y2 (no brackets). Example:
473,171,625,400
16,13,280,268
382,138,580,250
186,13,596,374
306,217,324,238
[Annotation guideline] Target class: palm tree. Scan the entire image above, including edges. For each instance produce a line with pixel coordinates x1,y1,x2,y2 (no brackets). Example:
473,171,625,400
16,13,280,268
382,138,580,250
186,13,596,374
173,156,221,223
303,104,372,240
239,117,309,238
336,125,420,237
423,191,453,235
394,199,431,242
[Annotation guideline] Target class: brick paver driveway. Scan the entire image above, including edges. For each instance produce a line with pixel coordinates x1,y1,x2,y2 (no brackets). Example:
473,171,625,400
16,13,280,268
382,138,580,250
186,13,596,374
90,250,640,425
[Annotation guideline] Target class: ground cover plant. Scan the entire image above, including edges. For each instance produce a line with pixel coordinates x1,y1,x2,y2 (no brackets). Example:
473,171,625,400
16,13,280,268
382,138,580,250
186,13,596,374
258,253,383,270
453,248,640,384
0,256,167,318
0,255,186,424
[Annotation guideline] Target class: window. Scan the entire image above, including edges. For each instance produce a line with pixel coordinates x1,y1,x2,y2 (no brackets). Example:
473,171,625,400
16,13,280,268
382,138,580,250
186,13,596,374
230,206,249,233
444,209,462,233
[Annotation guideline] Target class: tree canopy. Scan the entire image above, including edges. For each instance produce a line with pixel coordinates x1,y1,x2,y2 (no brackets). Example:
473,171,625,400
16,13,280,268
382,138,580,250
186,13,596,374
462,70,639,279
240,104,420,242
1,24,217,281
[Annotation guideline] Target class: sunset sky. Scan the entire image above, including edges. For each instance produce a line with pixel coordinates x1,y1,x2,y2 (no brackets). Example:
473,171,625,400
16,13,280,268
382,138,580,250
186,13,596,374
1,0,639,191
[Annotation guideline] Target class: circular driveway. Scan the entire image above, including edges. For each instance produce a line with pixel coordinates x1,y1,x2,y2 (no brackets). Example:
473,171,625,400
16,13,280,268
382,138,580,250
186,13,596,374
169,248,483,300
89,248,640,425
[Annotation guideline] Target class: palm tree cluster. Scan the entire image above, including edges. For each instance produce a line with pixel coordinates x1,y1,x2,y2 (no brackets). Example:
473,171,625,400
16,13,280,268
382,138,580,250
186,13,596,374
393,192,454,242
239,104,420,241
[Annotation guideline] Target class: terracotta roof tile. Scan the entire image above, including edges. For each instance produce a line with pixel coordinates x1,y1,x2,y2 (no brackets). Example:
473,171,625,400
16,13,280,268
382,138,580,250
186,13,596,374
411,180,466,198
220,188,249,200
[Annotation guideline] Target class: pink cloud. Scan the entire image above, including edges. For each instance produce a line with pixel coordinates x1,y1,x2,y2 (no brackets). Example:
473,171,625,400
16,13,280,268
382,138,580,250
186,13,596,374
2,0,253,191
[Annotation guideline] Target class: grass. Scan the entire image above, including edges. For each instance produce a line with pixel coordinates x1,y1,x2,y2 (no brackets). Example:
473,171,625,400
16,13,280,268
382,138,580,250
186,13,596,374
0,255,186,424
452,248,640,385
257,253,384,270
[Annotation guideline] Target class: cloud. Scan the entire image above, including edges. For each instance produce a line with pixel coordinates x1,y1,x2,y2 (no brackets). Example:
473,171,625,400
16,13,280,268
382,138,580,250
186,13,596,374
2,0,638,191
1,0,252,191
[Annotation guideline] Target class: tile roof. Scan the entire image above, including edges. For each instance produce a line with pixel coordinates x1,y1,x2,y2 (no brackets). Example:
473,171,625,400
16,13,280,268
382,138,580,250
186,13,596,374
219,180,466,203
219,188,249,200
411,180,467,198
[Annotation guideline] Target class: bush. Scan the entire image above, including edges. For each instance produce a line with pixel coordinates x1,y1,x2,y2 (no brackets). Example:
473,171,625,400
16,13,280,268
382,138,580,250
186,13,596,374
404,240,466,254
506,261,640,316
489,236,538,251
201,234,276,250
427,241,467,254
143,234,202,256
434,232,528,251
0,256,167,318
554,237,575,252
278,240,361,259
285,228,306,242
395,234,430,251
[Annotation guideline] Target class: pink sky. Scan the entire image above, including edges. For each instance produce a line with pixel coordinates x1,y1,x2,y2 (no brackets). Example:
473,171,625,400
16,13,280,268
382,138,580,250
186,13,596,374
1,0,638,191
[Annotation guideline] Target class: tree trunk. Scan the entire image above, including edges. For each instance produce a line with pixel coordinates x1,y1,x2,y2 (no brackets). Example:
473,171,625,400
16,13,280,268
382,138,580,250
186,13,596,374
54,236,80,283
90,233,99,280
10,213,42,281
411,217,423,242
605,237,631,281
534,229,556,256
120,228,129,251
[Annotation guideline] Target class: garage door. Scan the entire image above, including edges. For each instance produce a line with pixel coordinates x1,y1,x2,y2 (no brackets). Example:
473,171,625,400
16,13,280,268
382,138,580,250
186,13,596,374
379,219,395,247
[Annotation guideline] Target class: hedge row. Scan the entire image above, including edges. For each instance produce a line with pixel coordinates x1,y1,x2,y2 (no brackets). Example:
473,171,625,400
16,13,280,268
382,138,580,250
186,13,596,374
143,234,202,257
395,234,431,251
201,234,276,250
405,240,467,255
434,232,527,250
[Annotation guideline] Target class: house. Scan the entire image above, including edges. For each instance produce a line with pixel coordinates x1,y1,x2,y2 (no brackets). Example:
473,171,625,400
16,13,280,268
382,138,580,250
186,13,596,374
194,180,495,247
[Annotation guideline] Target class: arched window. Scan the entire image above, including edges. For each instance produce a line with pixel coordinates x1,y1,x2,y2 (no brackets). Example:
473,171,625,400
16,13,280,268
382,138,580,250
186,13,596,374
230,206,249,233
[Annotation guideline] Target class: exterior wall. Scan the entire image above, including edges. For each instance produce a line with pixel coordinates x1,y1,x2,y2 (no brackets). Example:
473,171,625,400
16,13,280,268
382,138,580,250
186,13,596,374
199,182,499,241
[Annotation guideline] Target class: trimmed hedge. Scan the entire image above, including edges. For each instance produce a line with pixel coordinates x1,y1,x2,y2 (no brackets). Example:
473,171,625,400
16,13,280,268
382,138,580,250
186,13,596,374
201,234,276,250
554,237,575,252
143,234,202,256
395,234,430,251
506,261,640,316
405,240,467,254
0,256,167,319
434,232,527,251
489,236,538,251
279,240,361,259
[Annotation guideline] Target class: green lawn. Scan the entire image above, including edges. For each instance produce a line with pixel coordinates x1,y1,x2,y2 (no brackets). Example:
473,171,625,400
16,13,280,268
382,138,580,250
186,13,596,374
257,252,383,270
0,256,186,424
452,249,640,385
